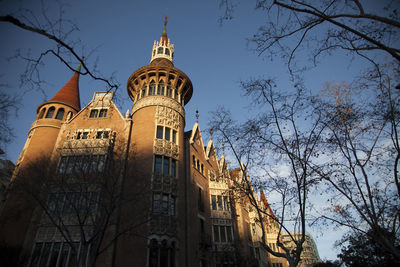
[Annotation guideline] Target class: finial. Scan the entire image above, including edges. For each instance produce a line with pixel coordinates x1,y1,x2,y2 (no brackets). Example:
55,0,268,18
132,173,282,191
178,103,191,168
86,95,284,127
195,106,199,123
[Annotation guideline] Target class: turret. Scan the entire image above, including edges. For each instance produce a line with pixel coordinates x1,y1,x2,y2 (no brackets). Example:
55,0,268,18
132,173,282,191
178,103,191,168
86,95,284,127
15,65,81,167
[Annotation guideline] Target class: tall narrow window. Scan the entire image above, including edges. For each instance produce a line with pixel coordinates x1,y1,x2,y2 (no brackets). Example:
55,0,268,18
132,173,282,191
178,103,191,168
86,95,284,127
38,108,46,119
55,108,65,120
192,155,196,168
166,86,172,97
157,47,163,54
154,155,162,174
46,106,55,118
163,157,170,175
149,82,156,95
141,87,146,98
213,225,220,242
165,127,171,141
165,48,170,55
171,159,177,177
217,196,223,210
153,193,161,213
157,82,165,95
99,109,107,118
156,126,163,139
211,195,217,210
172,130,177,143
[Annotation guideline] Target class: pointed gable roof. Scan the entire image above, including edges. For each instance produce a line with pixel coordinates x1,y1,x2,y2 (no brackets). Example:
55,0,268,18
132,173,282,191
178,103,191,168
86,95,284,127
47,65,81,111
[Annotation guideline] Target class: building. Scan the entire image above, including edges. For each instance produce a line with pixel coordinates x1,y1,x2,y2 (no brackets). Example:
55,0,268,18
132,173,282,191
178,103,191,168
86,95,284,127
281,233,321,267
0,22,289,267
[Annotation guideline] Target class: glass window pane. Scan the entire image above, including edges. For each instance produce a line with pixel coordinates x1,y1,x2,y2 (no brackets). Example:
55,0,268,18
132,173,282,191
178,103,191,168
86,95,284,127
220,226,226,243
163,157,169,175
172,130,176,143
39,242,52,267
55,108,65,120
211,195,217,210
97,155,105,172
99,109,107,118
45,107,55,118
213,225,220,242
226,226,232,242
171,160,176,177
154,155,162,174
153,193,160,213
89,109,98,118
156,126,163,139
165,127,170,141
217,196,223,210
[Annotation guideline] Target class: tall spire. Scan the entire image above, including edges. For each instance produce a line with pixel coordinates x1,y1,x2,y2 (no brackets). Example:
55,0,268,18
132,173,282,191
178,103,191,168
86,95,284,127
48,64,81,111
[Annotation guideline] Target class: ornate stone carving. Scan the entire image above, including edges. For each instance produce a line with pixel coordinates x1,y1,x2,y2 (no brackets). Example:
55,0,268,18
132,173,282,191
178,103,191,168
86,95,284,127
153,139,179,159
155,105,181,130
131,96,185,118
149,215,178,236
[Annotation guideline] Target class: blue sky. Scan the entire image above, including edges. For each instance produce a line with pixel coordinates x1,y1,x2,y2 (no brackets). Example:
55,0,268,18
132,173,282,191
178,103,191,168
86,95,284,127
1,0,389,261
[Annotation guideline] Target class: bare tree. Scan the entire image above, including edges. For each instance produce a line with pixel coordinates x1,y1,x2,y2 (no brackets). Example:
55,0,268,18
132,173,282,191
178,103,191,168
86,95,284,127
209,80,325,267
220,0,400,72
6,147,150,267
310,63,400,262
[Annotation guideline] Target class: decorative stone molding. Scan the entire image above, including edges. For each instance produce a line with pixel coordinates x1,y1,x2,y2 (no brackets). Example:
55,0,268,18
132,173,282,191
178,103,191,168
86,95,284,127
153,139,179,159
149,215,178,236
61,139,111,155
152,174,178,194
155,106,181,130
131,96,184,118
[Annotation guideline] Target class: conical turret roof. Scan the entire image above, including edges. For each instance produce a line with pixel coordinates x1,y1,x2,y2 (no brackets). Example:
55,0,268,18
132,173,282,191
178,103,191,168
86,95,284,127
48,65,81,111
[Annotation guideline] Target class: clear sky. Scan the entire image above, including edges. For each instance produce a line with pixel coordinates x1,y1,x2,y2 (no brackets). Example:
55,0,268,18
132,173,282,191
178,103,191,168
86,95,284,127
0,0,389,262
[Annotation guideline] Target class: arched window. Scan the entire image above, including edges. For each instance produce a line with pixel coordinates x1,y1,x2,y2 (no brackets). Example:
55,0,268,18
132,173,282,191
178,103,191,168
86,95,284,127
153,50,156,56
165,48,170,55
157,47,163,54
55,108,65,120
45,107,55,118
157,82,165,95
149,82,156,95
38,108,46,119
141,86,147,98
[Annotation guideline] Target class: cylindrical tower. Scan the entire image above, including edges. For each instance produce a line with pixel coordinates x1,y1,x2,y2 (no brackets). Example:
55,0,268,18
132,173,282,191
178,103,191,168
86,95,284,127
121,21,193,266
15,65,81,171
